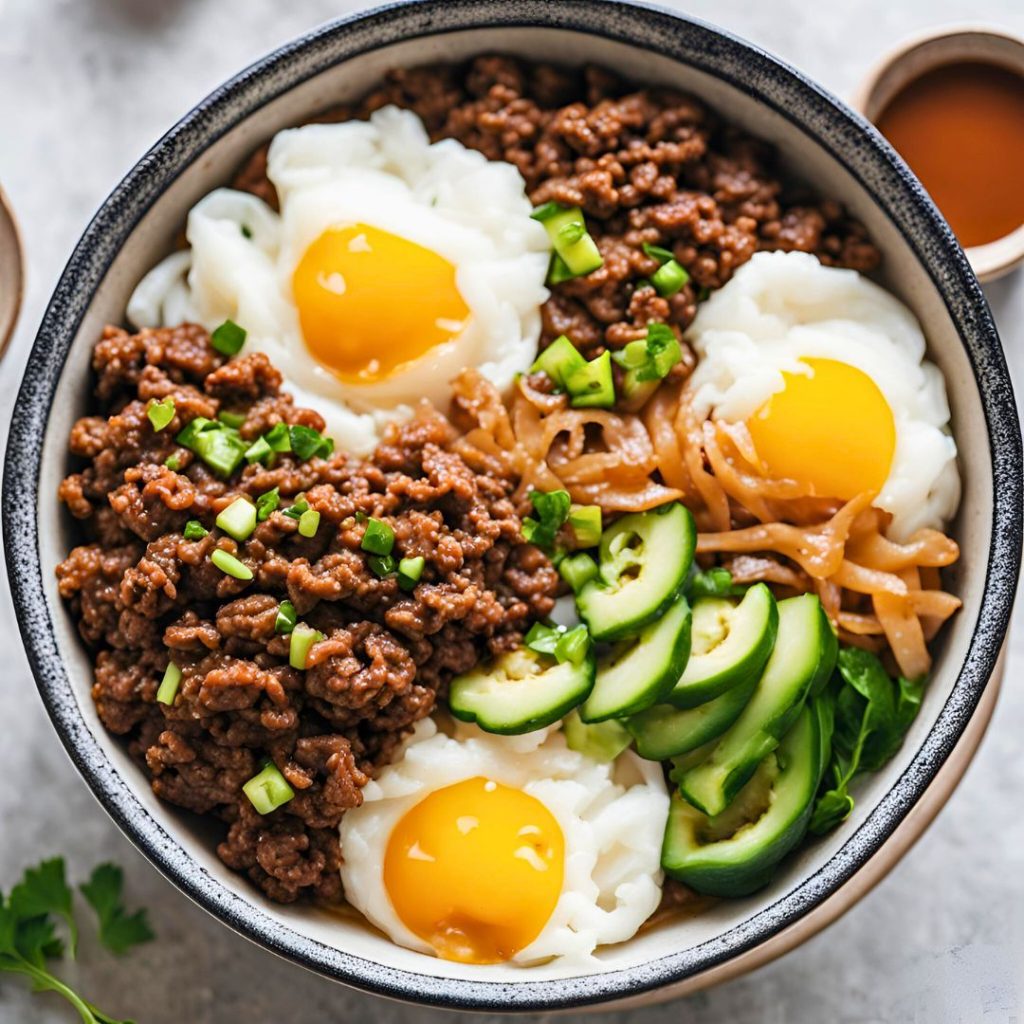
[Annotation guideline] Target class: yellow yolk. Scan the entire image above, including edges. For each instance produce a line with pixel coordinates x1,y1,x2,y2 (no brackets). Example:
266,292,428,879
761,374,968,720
383,777,564,964
746,358,896,500
291,224,469,383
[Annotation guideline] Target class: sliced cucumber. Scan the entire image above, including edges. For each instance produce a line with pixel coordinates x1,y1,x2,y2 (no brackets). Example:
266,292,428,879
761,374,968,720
662,703,827,897
562,711,632,762
449,647,595,736
579,596,691,722
577,503,695,641
675,594,837,816
667,584,778,708
627,674,757,762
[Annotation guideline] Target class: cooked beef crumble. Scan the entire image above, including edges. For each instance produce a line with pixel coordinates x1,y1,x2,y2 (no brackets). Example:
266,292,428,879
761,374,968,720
57,324,558,902
235,54,880,359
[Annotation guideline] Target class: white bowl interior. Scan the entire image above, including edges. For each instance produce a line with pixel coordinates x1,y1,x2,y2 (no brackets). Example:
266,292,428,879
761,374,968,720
39,27,989,984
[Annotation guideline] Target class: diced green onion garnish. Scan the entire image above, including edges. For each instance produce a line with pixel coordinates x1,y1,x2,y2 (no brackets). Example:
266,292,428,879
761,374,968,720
298,508,320,538
642,242,676,264
289,623,322,670
264,423,291,452
368,554,396,578
530,201,563,222
216,497,257,542
217,410,247,429
164,454,182,471
244,436,272,465
524,621,562,656
397,555,425,591
568,504,602,547
196,429,248,478
566,351,615,409
175,416,211,449
210,548,253,581
274,600,297,634
547,253,575,285
147,397,175,432
554,624,590,666
256,487,279,521
211,319,247,357
532,202,603,279
361,518,395,556
288,424,333,461
651,259,688,297
242,760,295,815
559,551,599,592
521,488,571,550
183,519,208,541
156,662,182,705
530,334,586,391
612,339,650,370
282,495,309,520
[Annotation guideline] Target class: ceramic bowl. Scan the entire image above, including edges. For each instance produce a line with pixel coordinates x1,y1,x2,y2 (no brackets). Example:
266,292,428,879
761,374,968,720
3,0,1021,1012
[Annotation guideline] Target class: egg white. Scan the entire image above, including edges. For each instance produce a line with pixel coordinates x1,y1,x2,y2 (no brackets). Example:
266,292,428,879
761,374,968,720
339,717,669,968
685,251,960,539
127,105,550,456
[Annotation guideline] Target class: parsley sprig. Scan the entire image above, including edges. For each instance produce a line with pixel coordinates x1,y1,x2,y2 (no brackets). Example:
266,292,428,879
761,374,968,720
0,857,153,1023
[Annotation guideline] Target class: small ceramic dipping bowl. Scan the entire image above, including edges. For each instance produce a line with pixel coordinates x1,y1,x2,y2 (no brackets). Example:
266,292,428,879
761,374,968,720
852,27,1024,282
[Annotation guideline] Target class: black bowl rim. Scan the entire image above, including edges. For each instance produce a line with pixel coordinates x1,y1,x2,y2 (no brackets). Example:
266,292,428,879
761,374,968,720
3,0,1021,1011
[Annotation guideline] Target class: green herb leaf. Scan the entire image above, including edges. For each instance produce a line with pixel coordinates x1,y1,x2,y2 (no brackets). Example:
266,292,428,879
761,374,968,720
256,487,280,522
521,489,571,551
183,519,208,541
80,865,154,957
288,424,332,461
210,319,246,356
8,858,76,957
146,397,175,432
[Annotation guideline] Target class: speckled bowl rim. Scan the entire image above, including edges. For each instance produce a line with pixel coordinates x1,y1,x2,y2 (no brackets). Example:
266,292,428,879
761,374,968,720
3,0,1021,1012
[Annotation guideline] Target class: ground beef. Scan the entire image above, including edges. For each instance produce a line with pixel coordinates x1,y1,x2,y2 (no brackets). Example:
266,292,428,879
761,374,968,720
57,324,557,903
234,55,880,358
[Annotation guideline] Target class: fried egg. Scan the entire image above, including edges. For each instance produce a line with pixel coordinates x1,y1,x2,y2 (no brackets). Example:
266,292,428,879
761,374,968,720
127,106,550,455
340,718,668,968
685,251,960,539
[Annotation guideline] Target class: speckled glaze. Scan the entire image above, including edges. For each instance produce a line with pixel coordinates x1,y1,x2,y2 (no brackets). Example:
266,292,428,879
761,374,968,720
3,0,1021,1012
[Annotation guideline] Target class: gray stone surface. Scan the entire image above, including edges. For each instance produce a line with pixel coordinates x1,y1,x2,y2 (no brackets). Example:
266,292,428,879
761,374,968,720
1,0,1022,1021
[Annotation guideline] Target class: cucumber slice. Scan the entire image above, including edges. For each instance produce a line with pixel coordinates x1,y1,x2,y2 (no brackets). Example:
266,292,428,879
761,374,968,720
627,674,757,761
563,711,632,762
662,702,827,897
675,594,836,816
577,503,696,641
579,596,691,722
449,647,595,736
667,584,778,708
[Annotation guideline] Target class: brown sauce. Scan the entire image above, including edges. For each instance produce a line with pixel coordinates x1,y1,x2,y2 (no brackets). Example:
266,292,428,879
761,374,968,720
876,61,1024,248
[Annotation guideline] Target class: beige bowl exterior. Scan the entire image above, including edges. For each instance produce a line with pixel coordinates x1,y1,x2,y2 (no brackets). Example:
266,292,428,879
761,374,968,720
0,183,24,359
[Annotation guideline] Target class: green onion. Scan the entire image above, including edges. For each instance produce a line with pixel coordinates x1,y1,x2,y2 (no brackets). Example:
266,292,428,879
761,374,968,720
156,662,182,705
244,436,273,465
547,253,575,285
197,429,248,477
210,548,253,581
211,319,247,356
642,242,676,264
282,495,309,520
217,410,247,429
264,423,292,452
147,397,175,432
183,520,208,541
524,621,562,656
559,551,599,592
215,497,257,542
568,505,602,548
289,623,322,670
651,259,688,297
288,424,333,461
530,335,586,391
617,323,683,404
368,554,396,578
164,454,182,471
397,555,425,591
298,508,320,538
531,202,603,279
242,760,295,815
521,488,571,551
554,624,590,666
361,518,395,556
612,339,650,370
241,224,253,240
256,487,280,522
175,416,212,449
274,600,297,634
566,351,615,409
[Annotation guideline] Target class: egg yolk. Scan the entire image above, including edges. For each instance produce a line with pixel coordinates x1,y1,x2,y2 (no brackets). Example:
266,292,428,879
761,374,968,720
383,777,565,964
291,224,469,383
746,358,896,500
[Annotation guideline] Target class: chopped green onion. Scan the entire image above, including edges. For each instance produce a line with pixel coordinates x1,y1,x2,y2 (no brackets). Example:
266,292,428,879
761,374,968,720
241,224,253,240
368,554,396,578
242,760,295,815
175,416,213,449
642,242,676,264
521,488,571,550
216,497,257,542
147,397,175,432
217,410,247,429
298,508,320,538
244,436,273,465
651,259,688,297
559,551,599,592
554,624,590,666
198,429,248,478
618,323,683,404
289,623,323,670
156,662,182,705
183,520,208,541
397,555,425,591
547,253,575,285
524,621,562,656
264,423,292,452
288,424,333,461
361,518,395,556
566,351,615,409
568,504,602,548
282,495,309,520
211,319,247,357
612,339,650,370
274,600,297,634
531,203,603,279
256,487,280,522
530,201,563,222
164,454,182,471
530,334,586,391
210,548,253,581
